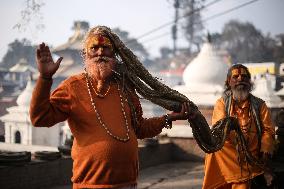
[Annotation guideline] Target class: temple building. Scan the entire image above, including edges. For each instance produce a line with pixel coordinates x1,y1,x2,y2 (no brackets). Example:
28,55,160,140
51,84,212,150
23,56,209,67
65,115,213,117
162,40,284,138
174,39,230,125
9,58,37,89
0,22,90,146
0,80,62,146
51,21,88,80
276,82,284,101
252,74,282,108
161,40,230,139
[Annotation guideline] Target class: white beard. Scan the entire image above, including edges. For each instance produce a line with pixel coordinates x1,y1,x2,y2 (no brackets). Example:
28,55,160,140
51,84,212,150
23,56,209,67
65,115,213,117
85,58,115,81
232,85,250,102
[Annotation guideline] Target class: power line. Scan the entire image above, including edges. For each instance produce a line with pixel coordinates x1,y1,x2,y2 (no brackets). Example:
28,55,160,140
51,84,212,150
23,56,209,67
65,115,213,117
139,0,261,44
129,0,223,42
140,31,172,44
201,0,260,23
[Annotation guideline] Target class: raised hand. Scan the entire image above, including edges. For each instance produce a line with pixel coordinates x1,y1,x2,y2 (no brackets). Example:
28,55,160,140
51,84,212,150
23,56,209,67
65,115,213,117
36,42,63,79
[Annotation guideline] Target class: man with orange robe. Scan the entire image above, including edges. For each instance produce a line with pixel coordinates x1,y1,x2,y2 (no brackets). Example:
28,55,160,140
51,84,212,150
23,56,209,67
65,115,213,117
202,64,275,189
30,26,191,189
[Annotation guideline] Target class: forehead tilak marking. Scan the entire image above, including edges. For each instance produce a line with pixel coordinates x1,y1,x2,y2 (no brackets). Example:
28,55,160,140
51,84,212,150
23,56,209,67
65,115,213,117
85,34,113,53
231,68,240,76
231,68,248,76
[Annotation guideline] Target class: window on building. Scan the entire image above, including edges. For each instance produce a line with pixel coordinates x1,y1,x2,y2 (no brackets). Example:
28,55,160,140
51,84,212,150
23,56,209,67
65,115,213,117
15,131,21,144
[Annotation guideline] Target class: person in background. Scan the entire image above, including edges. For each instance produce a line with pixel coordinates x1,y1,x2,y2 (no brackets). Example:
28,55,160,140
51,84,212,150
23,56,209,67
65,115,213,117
202,64,275,189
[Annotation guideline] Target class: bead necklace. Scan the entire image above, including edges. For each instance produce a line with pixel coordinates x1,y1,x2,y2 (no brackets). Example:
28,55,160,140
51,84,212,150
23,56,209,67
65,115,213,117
233,103,252,135
84,72,130,142
90,78,111,98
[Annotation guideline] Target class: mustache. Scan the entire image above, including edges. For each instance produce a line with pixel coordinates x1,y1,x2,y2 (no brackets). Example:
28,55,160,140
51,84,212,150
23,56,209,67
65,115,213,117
236,81,250,86
93,56,113,63
235,82,251,89
233,83,251,93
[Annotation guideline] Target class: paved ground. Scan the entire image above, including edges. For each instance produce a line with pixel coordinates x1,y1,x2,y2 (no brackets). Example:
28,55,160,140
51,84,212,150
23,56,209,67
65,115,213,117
51,161,204,189
138,161,204,189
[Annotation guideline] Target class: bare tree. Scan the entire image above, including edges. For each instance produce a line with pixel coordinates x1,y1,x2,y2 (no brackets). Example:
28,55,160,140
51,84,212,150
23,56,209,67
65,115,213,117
13,0,45,33
179,0,205,53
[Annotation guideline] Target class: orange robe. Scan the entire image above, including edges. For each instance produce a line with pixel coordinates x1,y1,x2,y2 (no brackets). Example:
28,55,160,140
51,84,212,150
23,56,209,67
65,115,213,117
30,74,166,189
202,97,275,189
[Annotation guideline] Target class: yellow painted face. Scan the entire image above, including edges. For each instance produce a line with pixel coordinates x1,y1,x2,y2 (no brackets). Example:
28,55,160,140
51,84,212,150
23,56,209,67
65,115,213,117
84,34,113,55
229,67,250,88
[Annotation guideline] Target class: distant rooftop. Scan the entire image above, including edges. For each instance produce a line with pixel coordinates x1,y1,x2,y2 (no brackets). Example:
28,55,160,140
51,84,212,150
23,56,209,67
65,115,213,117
52,22,89,52
9,58,37,73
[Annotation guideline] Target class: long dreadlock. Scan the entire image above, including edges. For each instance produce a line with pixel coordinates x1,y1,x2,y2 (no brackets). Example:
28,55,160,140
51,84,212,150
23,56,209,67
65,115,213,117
81,26,239,154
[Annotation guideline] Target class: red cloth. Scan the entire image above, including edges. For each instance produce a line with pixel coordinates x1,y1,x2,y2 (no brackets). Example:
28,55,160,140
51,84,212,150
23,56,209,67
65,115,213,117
30,74,166,188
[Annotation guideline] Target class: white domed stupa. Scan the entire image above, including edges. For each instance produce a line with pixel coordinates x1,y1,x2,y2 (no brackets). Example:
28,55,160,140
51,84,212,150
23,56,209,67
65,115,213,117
174,40,230,108
162,38,230,140
0,80,62,146
183,43,228,89
16,79,34,107
167,38,230,133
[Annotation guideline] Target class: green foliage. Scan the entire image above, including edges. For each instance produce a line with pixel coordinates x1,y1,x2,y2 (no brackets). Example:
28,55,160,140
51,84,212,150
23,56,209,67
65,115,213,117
274,34,284,63
0,39,36,69
205,20,284,64
221,20,275,63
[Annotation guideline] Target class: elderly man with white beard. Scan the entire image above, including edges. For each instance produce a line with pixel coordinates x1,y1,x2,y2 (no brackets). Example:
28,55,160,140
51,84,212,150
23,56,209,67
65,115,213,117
29,26,191,189
202,64,276,189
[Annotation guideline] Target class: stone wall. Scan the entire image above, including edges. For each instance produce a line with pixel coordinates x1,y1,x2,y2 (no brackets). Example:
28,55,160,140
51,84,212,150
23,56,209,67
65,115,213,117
0,138,207,189
0,142,173,189
0,158,72,188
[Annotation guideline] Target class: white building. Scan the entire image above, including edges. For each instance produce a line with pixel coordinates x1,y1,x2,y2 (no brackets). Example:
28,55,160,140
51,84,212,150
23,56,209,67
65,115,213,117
161,41,230,137
9,58,37,89
276,83,284,107
252,74,283,108
175,41,230,108
0,80,62,146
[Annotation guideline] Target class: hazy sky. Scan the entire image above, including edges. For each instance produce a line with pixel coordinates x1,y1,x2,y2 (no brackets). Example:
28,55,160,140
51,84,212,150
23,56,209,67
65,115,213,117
0,0,283,61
